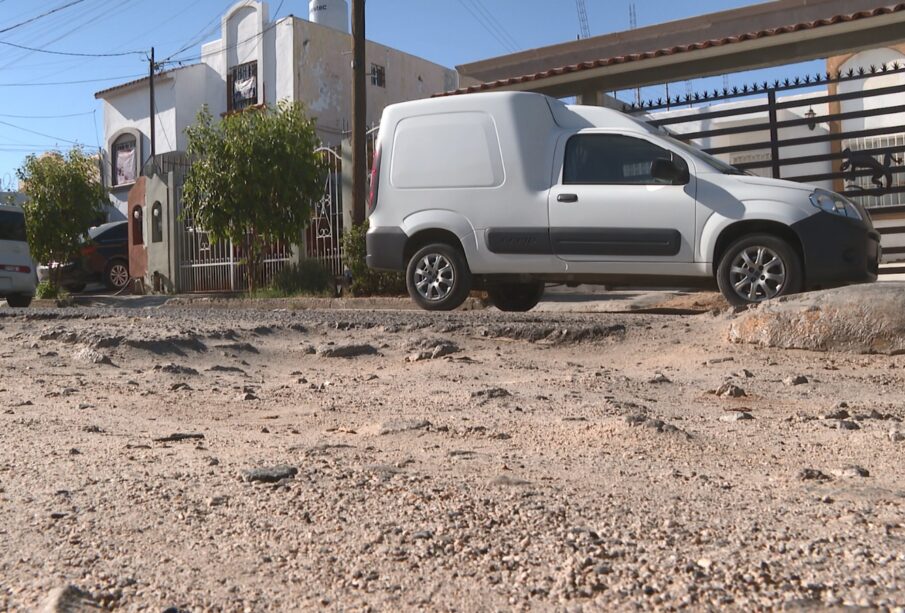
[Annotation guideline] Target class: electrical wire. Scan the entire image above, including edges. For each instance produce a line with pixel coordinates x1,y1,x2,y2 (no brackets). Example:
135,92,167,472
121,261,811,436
0,119,96,147
467,0,521,51
163,0,286,65
0,110,95,119
0,0,86,35
0,39,145,57
0,73,144,87
455,0,518,53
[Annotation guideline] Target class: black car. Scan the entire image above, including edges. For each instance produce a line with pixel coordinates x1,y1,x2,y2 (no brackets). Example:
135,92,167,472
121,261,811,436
38,221,129,292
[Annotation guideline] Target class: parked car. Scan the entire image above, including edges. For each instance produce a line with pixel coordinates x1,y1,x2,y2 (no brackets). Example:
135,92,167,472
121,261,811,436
366,92,880,311
38,221,129,292
0,202,36,307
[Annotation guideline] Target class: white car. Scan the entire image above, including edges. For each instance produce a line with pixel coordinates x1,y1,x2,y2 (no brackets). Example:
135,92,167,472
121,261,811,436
366,92,879,311
0,203,35,307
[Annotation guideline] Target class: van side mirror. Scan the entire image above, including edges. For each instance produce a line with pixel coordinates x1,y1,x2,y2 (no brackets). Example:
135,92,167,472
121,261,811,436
650,158,689,185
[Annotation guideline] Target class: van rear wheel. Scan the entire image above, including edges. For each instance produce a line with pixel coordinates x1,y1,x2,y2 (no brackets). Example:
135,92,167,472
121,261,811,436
486,281,545,312
406,243,472,311
717,234,802,306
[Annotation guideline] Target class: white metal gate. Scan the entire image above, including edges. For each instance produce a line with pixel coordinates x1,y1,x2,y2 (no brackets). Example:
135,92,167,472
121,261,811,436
306,146,344,277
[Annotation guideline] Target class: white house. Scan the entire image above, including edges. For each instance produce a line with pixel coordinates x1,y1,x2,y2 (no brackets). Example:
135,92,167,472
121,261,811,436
95,0,459,220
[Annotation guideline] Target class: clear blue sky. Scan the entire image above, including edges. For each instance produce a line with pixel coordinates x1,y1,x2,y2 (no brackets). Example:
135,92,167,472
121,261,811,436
0,0,822,188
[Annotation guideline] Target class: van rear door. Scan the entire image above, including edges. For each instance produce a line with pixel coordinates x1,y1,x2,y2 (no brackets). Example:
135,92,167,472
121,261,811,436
548,131,697,263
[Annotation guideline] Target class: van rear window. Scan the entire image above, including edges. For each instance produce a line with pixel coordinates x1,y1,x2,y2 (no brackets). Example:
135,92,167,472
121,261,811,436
0,210,26,242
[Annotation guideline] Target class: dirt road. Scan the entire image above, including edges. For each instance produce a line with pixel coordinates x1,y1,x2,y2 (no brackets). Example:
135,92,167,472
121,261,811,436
0,305,902,611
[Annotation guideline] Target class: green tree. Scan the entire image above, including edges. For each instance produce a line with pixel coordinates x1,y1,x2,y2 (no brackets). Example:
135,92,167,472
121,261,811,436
183,100,327,292
16,148,107,290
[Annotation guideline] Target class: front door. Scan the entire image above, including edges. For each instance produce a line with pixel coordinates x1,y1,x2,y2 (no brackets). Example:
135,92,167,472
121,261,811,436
548,132,697,263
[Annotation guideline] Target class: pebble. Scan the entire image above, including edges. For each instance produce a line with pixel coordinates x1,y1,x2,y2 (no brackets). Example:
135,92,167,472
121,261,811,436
715,382,746,398
244,465,298,483
317,343,378,358
889,429,905,443
783,375,809,386
798,468,832,481
378,419,431,435
720,411,754,422
831,465,870,478
649,373,671,384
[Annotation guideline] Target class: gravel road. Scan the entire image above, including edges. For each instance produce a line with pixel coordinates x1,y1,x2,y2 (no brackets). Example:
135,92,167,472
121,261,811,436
0,305,902,611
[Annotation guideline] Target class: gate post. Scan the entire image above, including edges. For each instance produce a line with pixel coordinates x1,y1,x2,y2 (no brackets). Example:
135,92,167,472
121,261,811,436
341,137,355,235
767,89,781,179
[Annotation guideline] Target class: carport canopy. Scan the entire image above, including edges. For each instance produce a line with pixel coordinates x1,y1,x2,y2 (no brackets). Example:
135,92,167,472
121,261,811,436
447,1,905,99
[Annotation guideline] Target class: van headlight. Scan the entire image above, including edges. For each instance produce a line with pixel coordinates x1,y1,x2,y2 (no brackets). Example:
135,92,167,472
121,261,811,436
809,189,862,220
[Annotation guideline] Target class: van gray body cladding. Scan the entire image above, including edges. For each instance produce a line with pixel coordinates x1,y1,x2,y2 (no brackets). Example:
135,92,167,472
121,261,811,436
487,227,681,256
365,227,408,271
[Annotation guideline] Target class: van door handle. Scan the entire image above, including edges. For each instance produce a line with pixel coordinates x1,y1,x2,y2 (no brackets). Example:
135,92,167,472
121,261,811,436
557,193,578,203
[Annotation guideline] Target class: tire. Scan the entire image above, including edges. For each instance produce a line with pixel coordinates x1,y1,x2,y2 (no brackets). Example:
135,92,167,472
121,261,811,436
405,243,472,311
486,281,545,312
6,294,32,308
104,259,130,290
716,234,802,307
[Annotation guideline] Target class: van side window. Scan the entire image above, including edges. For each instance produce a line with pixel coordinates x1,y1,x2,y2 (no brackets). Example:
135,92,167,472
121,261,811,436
563,134,687,185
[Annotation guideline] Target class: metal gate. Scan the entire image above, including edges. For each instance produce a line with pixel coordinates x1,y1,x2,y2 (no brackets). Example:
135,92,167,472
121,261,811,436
625,61,905,266
306,146,344,277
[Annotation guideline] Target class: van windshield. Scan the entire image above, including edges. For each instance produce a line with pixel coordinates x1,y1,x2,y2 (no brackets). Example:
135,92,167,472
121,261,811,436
0,210,26,242
630,116,748,175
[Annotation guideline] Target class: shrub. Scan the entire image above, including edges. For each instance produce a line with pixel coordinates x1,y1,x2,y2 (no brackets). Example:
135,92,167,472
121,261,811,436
35,281,61,300
268,259,333,297
342,222,406,297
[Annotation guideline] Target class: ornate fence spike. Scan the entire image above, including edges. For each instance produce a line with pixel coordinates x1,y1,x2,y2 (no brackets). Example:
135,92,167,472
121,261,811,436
869,64,877,73
741,84,749,93
773,79,781,87
712,89,719,98
858,66,865,75
803,75,811,84
847,68,855,77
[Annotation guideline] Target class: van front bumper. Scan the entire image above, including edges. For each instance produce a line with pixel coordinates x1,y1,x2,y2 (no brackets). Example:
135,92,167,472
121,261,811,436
792,212,880,289
365,227,408,272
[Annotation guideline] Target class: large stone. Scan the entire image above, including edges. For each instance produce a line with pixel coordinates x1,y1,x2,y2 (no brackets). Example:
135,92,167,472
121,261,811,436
728,283,905,354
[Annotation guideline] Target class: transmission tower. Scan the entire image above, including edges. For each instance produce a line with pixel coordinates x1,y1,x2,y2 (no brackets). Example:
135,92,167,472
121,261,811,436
576,0,591,39
630,3,640,105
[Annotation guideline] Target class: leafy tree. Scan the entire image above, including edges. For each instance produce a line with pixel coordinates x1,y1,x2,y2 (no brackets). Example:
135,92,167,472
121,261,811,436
16,148,107,290
183,100,327,292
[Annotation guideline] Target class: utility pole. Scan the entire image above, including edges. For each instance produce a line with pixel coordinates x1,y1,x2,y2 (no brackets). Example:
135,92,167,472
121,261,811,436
351,0,366,225
149,47,156,168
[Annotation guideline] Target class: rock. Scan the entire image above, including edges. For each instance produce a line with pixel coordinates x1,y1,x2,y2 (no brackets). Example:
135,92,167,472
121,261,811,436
317,343,378,358
889,429,904,442
471,387,511,400
649,373,671,384
406,351,432,363
207,365,246,374
823,419,860,430
301,344,317,355
820,408,850,420
244,465,298,483
155,363,199,376
783,375,808,386
798,468,832,481
728,284,905,354
241,392,259,401
412,530,433,540
153,433,204,443
720,411,754,422
81,425,103,434
40,585,101,612
735,369,754,378
715,382,746,398
169,382,192,391
625,414,648,426
491,474,531,487
831,465,869,478
73,347,113,366
378,419,431,435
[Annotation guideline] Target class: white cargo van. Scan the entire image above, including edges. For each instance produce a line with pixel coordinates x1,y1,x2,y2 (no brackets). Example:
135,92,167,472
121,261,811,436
366,92,879,311
0,202,35,307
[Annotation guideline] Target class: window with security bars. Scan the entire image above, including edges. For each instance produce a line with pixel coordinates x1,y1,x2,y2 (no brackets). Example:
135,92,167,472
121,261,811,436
227,61,258,112
841,134,905,208
370,63,386,88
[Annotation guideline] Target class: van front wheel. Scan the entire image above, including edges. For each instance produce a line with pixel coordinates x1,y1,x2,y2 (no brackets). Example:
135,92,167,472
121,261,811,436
717,234,802,306
486,281,545,312
406,243,472,311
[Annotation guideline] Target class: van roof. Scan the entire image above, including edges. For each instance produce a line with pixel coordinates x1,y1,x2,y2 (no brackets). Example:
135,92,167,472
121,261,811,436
382,91,649,134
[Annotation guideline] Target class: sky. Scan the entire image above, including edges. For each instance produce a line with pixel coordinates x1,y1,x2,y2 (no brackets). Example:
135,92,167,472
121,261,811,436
0,0,823,189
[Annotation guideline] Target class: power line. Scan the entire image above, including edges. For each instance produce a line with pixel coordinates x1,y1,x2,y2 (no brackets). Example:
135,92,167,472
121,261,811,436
0,38,145,57
0,110,95,119
0,73,144,87
468,0,521,50
0,0,86,35
456,0,517,53
162,1,287,65
0,119,96,147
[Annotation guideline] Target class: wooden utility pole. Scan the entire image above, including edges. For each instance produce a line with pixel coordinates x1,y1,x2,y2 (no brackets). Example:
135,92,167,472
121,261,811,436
351,0,366,225
149,47,156,166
